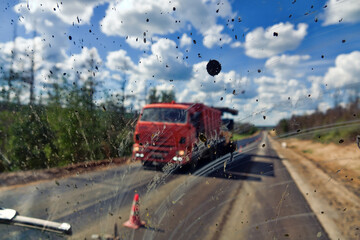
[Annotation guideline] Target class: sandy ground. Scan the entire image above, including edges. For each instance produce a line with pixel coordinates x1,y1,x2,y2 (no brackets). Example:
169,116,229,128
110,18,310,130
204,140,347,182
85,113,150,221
270,135,360,239
282,138,360,196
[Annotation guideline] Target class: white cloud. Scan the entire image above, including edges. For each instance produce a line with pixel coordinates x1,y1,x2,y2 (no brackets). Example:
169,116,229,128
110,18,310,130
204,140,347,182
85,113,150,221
100,0,235,49
170,54,322,125
323,51,360,88
230,42,241,48
0,37,44,73
180,34,192,48
0,38,107,104
14,2,71,63
16,0,106,26
56,47,103,83
106,38,191,106
254,76,297,105
106,49,136,72
244,22,308,59
125,36,152,50
177,61,256,109
0,37,64,98
322,0,360,25
203,25,232,48
13,0,236,52
240,53,326,124
101,0,180,38
318,102,331,112
112,74,122,81
243,109,289,126
136,38,192,80
265,54,310,79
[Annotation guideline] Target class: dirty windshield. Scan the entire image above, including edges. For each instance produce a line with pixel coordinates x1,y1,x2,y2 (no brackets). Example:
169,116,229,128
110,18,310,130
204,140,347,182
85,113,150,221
0,0,359,239
140,108,186,123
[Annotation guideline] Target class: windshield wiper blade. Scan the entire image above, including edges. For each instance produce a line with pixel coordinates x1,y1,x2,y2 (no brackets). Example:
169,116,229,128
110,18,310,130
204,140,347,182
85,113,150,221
0,207,72,235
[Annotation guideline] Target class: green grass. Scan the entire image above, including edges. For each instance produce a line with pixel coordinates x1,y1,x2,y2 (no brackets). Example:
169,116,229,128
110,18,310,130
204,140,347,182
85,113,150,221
311,125,359,144
231,131,259,141
302,149,313,154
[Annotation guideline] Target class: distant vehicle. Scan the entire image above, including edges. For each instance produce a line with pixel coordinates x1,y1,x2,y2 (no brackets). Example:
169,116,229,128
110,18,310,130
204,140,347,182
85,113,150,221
132,101,237,169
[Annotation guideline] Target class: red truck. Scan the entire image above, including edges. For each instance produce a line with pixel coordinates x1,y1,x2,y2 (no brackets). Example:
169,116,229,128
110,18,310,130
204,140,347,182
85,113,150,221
132,101,237,169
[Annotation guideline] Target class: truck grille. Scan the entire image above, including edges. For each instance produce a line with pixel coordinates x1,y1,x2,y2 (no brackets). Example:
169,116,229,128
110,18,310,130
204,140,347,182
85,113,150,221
150,134,175,148
150,154,164,160
146,148,169,159
153,144,174,148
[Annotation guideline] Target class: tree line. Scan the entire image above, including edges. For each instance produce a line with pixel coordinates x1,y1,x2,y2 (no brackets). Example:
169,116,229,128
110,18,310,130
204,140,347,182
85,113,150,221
275,98,360,143
0,27,179,172
0,71,136,172
0,72,177,173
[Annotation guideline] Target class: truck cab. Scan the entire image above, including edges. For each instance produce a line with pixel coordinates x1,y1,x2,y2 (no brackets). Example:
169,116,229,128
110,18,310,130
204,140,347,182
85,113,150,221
132,102,223,167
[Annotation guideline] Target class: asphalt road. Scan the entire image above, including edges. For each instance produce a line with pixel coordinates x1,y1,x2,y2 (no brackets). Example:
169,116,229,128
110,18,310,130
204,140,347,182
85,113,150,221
0,132,329,240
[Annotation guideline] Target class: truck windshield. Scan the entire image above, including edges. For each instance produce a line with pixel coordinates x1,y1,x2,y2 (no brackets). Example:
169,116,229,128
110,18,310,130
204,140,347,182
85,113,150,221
140,108,187,123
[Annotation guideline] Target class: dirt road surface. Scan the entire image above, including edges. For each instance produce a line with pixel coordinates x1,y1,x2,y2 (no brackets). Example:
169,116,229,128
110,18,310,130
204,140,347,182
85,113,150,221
0,132,329,239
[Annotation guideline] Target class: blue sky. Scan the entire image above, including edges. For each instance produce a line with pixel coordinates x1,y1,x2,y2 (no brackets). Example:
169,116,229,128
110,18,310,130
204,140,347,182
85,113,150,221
0,0,359,125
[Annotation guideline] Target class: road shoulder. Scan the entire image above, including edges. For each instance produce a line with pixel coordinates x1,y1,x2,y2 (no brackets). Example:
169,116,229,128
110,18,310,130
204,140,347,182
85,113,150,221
0,157,130,189
269,135,360,240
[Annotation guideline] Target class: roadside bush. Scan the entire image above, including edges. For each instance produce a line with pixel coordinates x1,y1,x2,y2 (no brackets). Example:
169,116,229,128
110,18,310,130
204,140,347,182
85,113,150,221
99,110,135,159
1,102,135,171
0,110,17,171
8,106,59,170
47,107,105,165
275,99,360,144
312,125,360,144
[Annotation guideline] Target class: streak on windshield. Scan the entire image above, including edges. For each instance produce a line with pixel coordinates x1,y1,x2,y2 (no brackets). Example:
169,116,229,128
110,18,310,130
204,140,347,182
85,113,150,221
140,108,187,123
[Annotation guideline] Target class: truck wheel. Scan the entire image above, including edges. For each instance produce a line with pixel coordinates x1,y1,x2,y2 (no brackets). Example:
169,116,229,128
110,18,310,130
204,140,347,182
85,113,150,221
229,141,236,153
190,157,199,172
225,142,236,154
142,161,151,168
209,145,218,161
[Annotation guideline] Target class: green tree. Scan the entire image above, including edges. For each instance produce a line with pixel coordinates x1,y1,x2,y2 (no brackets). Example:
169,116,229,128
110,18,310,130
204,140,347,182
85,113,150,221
47,107,104,164
160,90,176,103
47,67,67,107
148,88,160,103
80,53,98,111
148,87,176,103
8,106,59,170
276,119,289,135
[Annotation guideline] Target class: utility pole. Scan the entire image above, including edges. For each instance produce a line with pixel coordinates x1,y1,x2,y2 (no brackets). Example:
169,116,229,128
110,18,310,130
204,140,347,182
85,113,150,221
7,22,17,102
121,77,126,112
29,30,36,105
121,61,128,112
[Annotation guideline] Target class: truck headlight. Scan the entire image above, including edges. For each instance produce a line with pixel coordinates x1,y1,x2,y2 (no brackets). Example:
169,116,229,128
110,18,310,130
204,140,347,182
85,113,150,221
172,156,183,161
177,150,185,156
133,146,139,152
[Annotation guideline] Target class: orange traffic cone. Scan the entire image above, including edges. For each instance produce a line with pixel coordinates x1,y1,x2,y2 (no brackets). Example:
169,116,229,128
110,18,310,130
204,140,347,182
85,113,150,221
123,193,145,229
238,146,242,153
